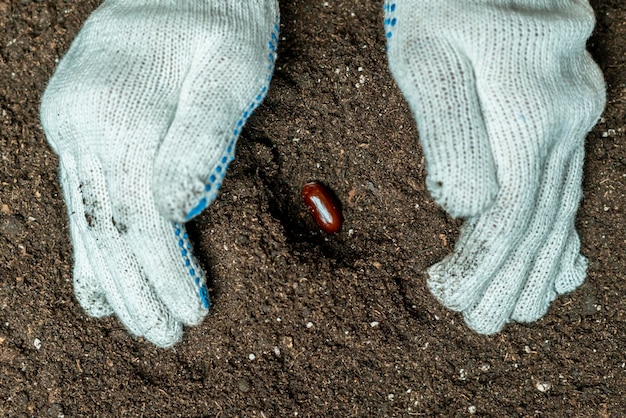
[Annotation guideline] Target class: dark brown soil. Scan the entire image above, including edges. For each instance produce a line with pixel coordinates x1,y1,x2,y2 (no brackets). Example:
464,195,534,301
1,0,625,416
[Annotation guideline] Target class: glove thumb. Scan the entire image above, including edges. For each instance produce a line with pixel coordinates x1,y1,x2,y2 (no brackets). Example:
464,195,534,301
387,36,498,217
153,28,278,222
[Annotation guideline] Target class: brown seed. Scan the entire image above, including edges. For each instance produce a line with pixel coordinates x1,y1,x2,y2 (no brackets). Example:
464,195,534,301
302,181,343,234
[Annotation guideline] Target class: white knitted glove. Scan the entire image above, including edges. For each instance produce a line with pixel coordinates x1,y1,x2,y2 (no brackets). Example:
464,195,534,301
385,0,605,333
41,0,279,347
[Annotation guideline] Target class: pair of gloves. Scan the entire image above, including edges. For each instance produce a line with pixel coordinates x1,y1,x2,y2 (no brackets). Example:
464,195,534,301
40,0,605,347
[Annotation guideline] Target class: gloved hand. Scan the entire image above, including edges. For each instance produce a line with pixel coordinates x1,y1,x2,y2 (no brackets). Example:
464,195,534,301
385,0,605,333
40,0,279,347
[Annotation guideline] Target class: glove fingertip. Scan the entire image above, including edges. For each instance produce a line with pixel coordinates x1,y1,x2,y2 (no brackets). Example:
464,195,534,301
74,285,114,318
143,319,184,349
463,309,508,335
555,253,587,295
145,222,211,327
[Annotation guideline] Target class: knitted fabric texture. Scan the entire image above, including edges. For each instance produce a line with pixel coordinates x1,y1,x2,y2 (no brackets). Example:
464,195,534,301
40,0,279,347
385,0,605,333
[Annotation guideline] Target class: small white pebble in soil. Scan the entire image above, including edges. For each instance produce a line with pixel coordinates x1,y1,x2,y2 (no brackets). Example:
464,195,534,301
306,322,314,329
468,406,477,414
387,394,395,401
248,353,256,361
274,347,281,356
370,321,380,328
535,381,551,392
33,338,41,350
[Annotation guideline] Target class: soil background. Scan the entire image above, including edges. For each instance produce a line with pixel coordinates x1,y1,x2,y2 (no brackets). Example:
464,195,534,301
1,0,626,416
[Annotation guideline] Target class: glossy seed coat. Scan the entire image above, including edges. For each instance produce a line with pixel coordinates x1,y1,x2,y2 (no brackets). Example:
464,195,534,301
302,181,343,234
